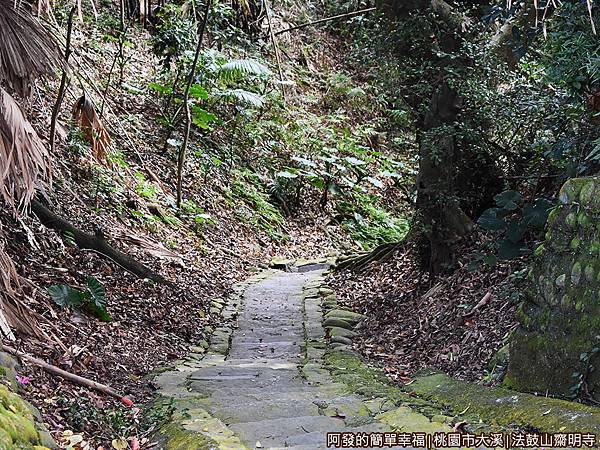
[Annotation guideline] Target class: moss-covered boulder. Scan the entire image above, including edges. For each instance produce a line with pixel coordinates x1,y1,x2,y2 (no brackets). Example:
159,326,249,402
506,177,600,400
0,382,54,449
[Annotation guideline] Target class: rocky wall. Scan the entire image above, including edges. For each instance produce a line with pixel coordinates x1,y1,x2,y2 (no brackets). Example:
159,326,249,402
506,177,600,400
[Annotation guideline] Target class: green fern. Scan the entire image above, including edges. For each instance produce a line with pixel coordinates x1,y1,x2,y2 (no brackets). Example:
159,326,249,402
218,59,272,82
219,89,265,107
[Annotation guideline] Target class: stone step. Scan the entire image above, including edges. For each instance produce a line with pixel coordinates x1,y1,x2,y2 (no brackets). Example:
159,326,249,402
229,415,344,448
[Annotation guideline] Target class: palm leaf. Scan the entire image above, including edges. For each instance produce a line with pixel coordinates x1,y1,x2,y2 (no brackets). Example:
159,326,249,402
0,0,62,97
0,87,51,212
72,95,111,161
0,229,41,338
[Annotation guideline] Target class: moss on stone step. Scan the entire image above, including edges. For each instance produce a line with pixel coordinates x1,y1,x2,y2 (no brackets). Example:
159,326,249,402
323,317,353,329
331,336,353,345
406,372,600,433
324,309,364,325
327,327,357,338
0,383,52,449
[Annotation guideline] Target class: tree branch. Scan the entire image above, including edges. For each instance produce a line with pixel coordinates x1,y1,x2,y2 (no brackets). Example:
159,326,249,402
274,7,376,36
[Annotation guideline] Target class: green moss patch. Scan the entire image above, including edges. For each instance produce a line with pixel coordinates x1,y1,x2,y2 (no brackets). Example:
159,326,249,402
407,372,600,433
0,383,50,449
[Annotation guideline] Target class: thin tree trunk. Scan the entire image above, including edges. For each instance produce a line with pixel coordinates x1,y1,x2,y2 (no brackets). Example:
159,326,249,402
49,6,75,154
176,0,211,207
265,1,286,102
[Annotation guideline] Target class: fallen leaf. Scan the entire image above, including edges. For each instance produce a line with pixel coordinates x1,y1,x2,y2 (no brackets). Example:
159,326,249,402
69,434,84,445
111,438,128,450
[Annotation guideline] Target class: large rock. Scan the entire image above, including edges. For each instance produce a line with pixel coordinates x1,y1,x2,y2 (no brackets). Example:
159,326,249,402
506,177,600,400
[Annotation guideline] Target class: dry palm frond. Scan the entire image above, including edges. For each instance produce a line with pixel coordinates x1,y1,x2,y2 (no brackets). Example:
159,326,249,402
72,95,111,161
0,230,41,338
0,87,51,213
0,0,62,97
117,230,185,265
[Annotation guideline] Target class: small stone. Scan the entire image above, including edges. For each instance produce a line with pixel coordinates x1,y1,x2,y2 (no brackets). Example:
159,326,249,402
325,309,365,325
580,180,595,204
323,317,353,330
578,212,591,228
570,238,580,250
565,212,578,227
328,327,357,338
331,336,353,345
329,342,347,349
559,180,583,204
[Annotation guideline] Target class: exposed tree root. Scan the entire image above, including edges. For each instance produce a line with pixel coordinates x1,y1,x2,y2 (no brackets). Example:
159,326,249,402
31,200,174,286
336,242,403,272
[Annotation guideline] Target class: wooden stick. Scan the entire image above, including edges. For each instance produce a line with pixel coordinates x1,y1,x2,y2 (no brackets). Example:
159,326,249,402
1,344,133,406
462,292,492,318
274,7,376,36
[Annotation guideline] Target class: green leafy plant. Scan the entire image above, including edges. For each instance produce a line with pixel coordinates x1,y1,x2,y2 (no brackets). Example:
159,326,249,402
570,337,600,401
338,194,409,249
134,172,158,200
472,190,554,267
48,277,111,321
225,170,286,241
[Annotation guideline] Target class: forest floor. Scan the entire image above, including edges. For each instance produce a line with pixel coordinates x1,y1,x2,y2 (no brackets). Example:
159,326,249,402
6,10,357,447
0,3,558,449
329,238,526,385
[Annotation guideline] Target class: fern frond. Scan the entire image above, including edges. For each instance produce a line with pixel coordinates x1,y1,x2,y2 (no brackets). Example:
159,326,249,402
219,89,266,107
218,59,272,82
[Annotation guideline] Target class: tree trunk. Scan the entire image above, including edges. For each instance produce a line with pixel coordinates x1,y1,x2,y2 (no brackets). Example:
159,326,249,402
416,82,473,274
31,200,173,286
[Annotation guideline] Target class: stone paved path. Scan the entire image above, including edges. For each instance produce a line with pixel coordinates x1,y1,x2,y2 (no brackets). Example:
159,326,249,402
155,269,452,449
188,270,391,449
